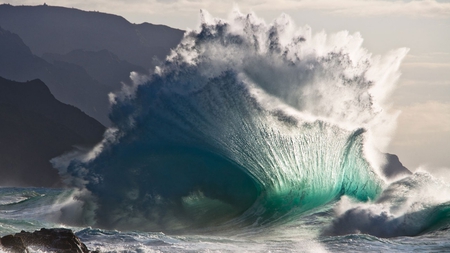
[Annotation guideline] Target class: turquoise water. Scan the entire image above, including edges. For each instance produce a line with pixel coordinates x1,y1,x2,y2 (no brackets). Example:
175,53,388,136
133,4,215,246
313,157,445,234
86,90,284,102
1,184,450,252
2,10,450,252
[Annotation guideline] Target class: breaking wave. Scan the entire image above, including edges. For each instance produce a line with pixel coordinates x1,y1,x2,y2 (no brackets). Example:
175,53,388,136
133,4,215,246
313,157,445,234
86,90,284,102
52,10,414,233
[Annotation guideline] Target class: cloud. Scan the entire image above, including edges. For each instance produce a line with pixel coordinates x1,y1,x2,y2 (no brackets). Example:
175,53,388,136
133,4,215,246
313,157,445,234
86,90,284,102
388,101,450,169
291,0,450,18
403,52,450,67
400,79,450,87
402,62,450,69
148,0,450,18
392,101,450,157
394,101,450,144
7,0,450,19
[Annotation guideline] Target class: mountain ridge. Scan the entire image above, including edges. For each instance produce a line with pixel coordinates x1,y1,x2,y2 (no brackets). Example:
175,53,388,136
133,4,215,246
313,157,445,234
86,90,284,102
0,4,184,69
0,77,105,187
0,26,112,125
42,49,146,91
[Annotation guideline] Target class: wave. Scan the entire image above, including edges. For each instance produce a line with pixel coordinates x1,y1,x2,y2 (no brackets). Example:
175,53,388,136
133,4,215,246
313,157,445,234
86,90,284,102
324,171,450,237
0,187,85,234
52,10,409,232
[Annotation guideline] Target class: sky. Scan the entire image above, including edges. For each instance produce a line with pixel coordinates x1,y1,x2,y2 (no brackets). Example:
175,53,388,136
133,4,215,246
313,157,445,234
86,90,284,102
5,0,450,171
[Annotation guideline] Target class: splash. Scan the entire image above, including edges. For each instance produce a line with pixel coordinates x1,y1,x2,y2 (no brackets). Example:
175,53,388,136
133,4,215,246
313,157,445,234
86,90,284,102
324,171,450,237
53,10,408,232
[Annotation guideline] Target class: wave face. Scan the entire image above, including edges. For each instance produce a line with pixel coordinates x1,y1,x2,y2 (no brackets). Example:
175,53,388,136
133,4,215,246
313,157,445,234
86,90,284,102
55,10,408,232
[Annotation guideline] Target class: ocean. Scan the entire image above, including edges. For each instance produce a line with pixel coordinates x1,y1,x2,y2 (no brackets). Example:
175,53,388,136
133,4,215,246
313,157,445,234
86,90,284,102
1,10,450,252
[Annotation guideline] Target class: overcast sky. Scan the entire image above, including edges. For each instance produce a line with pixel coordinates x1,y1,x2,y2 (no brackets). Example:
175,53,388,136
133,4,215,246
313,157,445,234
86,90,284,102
6,0,450,171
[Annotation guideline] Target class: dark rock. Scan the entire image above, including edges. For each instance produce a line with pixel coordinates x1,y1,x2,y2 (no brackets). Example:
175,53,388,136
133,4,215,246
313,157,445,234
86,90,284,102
1,235,27,253
382,153,411,178
1,228,94,253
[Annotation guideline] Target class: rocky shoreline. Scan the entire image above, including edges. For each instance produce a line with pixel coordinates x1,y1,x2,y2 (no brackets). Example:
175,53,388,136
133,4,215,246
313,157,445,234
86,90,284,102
0,228,97,253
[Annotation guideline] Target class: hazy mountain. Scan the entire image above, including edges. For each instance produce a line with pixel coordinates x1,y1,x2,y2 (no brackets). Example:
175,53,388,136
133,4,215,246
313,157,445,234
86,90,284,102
0,77,105,187
382,153,411,178
0,4,184,69
0,4,185,125
0,26,111,125
42,49,146,91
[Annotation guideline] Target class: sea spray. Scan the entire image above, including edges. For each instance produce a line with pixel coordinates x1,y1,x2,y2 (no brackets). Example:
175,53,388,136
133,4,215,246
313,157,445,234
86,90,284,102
324,171,450,237
52,10,408,231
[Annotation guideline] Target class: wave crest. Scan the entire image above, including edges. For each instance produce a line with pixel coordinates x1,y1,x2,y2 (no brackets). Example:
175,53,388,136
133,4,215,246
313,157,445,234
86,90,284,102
53,10,408,231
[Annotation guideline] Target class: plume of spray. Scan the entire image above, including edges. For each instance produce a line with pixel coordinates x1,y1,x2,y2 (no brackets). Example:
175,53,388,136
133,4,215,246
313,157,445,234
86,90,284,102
182,9,405,169
52,9,409,231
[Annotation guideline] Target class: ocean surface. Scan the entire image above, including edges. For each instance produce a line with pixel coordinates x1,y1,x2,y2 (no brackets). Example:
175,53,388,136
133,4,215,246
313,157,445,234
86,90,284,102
1,185,450,252
2,10,450,252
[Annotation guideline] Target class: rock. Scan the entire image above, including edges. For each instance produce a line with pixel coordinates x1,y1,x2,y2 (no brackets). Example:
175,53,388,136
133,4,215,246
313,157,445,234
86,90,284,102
382,153,411,179
0,228,95,253
1,235,27,253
